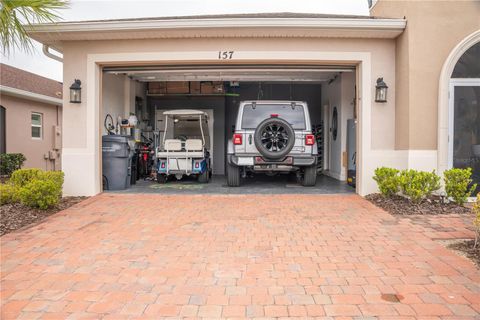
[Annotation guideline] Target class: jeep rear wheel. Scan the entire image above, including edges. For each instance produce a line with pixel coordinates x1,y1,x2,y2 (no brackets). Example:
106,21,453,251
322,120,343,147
301,165,317,187
254,117,295,160
227,163,240,187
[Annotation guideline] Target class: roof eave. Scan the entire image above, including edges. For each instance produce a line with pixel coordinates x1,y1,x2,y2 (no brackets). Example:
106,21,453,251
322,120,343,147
26,17,406,48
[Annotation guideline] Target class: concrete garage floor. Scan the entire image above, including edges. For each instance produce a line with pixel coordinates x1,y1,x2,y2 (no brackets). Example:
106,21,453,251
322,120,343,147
110,174,356,195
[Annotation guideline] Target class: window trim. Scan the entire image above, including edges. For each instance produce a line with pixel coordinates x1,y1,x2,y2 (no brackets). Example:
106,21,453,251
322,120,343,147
31,112,43,140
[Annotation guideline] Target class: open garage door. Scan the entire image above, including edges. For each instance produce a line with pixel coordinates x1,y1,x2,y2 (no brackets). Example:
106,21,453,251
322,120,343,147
101,64,357,194
103,64,355,82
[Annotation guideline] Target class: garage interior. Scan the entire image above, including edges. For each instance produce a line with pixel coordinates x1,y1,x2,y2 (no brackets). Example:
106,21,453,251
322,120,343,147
100,65,357,193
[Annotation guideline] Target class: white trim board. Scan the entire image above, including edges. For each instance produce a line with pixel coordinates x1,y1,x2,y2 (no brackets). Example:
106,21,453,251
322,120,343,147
0,85,62,105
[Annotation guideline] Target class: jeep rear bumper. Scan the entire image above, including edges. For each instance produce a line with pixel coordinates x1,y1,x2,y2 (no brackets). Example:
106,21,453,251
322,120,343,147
228,154,317,167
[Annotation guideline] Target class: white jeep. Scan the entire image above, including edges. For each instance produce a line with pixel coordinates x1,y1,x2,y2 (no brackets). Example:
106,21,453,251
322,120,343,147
227,100,317,186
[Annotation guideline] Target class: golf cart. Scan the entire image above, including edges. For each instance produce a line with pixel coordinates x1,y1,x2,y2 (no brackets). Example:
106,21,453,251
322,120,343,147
156,110,211,183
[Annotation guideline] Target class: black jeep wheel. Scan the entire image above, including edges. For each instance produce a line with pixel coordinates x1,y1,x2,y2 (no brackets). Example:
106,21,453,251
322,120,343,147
301,165,317,187
254,117,295,160
227,163,241,187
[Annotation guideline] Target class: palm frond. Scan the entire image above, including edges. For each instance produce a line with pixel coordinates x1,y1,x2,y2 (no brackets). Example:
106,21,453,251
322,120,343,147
1,0,68,56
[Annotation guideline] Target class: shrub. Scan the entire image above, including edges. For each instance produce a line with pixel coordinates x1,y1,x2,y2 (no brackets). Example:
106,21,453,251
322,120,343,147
398,169,441,203
0,183,19,205
474,193,480,248
373,167,400,197
2,169,64,209
0,153,26,176
42,171,64,189
18,179,62,209
9,168,43,187
444,168,477,205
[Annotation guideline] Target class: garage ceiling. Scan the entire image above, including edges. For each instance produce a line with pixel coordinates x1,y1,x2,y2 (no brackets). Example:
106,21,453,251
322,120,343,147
103,64,354,82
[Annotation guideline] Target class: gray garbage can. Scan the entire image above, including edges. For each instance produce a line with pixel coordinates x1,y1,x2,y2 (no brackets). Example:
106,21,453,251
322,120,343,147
102,135,131,190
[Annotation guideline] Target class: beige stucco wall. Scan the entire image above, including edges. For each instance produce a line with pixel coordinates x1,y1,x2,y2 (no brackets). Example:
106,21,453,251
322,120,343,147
372,0,480,150
61,37,396,151
1,94,62,170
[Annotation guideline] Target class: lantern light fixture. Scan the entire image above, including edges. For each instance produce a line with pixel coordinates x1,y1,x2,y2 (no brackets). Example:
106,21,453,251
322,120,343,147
69,79,82,103
375,77,388,103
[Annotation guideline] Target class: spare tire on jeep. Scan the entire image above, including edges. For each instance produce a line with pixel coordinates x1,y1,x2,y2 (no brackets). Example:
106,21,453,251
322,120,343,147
254,117,295,160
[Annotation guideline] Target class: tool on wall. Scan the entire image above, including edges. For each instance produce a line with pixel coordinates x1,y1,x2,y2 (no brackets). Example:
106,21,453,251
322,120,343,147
104,113,115,135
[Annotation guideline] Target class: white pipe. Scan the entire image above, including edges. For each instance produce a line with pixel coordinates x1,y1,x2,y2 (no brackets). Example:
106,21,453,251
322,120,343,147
42,44,63,62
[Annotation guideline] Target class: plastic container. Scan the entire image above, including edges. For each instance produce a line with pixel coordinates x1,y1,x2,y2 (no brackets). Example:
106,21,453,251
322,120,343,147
102,135,131,190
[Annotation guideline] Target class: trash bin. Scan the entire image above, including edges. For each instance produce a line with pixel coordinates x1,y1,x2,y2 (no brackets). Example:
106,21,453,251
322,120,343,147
102,135,131,190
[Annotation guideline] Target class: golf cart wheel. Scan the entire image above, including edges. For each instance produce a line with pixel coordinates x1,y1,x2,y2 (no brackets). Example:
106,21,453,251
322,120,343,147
198,169,209,183
301,165,317,187
227,163,241,187
157,173,167,184
254,117,295,160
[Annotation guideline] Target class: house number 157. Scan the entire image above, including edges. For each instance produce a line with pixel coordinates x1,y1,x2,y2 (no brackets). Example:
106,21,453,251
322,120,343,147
218,51,234,60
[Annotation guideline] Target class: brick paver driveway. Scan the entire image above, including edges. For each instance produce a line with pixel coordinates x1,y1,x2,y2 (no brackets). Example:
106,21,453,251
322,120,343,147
1,194,479,319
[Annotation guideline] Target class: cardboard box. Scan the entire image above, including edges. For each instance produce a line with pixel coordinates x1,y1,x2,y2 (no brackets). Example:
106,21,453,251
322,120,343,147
212,81,224,94
190,81,201,94
167,81,190,94
148,82,166,94
201,81,224,94
200,82,214,94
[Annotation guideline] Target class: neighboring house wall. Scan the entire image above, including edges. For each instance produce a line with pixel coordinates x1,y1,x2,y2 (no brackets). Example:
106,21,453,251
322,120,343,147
2,94,62,170
371,0,480,150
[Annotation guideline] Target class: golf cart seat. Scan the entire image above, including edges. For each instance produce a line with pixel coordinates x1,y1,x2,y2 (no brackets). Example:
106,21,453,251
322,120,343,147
185,139,203,151
157,138,204,158
164,139,182,151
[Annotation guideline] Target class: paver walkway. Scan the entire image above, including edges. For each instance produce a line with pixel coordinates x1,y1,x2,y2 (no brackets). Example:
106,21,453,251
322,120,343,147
1,194,479,319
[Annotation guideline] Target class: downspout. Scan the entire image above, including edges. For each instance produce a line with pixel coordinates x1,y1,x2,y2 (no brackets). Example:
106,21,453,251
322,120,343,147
42,44,63,171
42,45,63,62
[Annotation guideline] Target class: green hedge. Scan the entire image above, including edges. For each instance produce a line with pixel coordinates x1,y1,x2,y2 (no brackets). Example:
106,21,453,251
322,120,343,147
398,169,440,203
373,167,400,197
444,168,477,205
0,153,26,176
0,169,64,209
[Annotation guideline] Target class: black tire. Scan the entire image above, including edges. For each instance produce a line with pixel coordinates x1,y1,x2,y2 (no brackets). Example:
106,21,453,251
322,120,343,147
157,173,167,184
254,117,295,160
198,168,209,183
301,165,317,187
227,163,241,187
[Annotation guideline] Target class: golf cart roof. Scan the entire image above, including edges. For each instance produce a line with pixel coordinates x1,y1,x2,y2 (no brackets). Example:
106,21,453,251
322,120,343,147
163,109,208,117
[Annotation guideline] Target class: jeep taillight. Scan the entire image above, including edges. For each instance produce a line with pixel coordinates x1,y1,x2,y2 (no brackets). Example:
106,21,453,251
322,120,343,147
305,134,315,145
233,134,242,145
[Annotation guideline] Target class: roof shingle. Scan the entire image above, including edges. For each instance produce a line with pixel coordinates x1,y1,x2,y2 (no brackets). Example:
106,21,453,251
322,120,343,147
0,63,62,99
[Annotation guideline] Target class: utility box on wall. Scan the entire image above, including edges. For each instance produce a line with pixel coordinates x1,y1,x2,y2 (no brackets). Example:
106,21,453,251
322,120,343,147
53,125,62,150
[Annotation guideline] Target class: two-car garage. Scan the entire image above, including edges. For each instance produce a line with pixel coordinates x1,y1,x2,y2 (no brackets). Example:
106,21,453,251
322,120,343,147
27,13,404,196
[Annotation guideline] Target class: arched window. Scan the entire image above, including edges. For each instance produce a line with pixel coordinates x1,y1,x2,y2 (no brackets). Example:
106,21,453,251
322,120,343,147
452,42,480,78
449,41,480,194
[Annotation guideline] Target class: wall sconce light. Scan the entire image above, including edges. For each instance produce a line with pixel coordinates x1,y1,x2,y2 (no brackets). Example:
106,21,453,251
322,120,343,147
69,79,82,103
375,77,388,103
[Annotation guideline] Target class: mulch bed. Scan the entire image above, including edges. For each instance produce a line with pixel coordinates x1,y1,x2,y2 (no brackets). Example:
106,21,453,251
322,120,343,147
0,197,87,236
446,239,480,267
365,193,471,215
